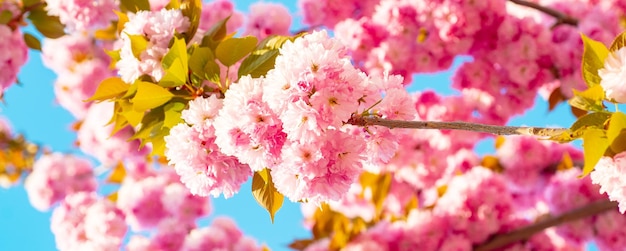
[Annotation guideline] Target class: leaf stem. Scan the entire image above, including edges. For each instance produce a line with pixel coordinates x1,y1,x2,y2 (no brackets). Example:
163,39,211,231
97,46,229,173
347,115,569,137
474,199,617,251
508,0,579,27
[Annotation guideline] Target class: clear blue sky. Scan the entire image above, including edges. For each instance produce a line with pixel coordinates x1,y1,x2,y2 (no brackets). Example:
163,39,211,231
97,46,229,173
0,1,598,250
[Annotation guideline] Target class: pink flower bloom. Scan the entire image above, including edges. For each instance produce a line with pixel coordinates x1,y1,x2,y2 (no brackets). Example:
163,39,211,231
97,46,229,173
599,47,626,103
116,9,190,83
165,99,251,197
77,102,149,166
214,76,286,171
593,210,626,250
245,3,292,40
51,192,127,251
117,169,210,230
182,217,264,251
45,0,118,31
0,25,27,96
590,152,626,213
24,153,96,211
435,167,513,243
199,0,244,34
53,60,112,118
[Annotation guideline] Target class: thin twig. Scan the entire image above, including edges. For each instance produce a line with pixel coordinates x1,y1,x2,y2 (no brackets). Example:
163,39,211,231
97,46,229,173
347,115,569,138
474,199,618,251
508,0,579,27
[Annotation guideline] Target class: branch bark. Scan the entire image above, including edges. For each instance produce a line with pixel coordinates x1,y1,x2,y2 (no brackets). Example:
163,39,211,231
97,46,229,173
347,115,569,138
474,199,618,251
508,0,579,27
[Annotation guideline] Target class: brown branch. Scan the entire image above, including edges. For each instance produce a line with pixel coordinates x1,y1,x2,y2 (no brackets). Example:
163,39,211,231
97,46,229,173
474,199,618,251
508,0,579,27
347,115,569,137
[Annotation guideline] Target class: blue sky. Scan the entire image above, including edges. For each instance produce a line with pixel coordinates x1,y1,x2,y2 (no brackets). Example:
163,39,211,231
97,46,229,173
0,1,599,251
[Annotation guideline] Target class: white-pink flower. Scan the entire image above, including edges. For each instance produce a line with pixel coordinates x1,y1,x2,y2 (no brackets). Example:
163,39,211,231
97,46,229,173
590,152,626,213
0,25,27,96
599,47,626,103
116,9,190,83
24,153,97,211
45,0,118,31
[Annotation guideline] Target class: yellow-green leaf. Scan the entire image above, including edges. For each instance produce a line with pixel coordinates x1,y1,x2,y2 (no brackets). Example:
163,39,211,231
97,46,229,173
201,16,230,50
181,0,201,43
27,6,65,38
106,162,126,184
251,168,284,223
109,102,130,135
165,0,181,9
570,111,611,132
238,49,279,78
131,81,174,112
160,58,187,87
0,10,12,24
87,77,129,101
582,128,609,175
94,22,118,40
609,31,626,52
162,101,185,129
127,33,149,60
119,99,145,127
105,49,121,67
120,0,150,13
189,46,214,78
216,36,258,66
607,112,626,143
568,85,606,112
162,37,188,69
581,33,609,87
114,10,129,35
23,33,41,51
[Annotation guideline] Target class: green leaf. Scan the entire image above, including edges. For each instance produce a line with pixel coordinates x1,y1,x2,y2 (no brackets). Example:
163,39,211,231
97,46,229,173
149,126,170,156
109,101,130,135
580,33,609,87
609,31,626,52
127,34,149,60
27,6,65,38
201,16,230,50
0,10,12,24
22,0,41,7
582,128,609,176
251,168,284,223
188,46,220,82
160,37,188,87
162,101,186,129
131,81,174,112
180,0,201,43
87,77,129,101
238,49,279,78
607,112,626,143
22,33,41,51
568,85,605,112
216,36,258,67
114,10,129,35
162,37,188,69
105,49,121,66
119,99,145,127
570,111,611,132
120,0,150,13
131,108,164,141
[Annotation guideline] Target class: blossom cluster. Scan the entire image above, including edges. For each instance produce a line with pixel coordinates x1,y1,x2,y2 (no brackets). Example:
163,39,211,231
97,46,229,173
166,30,416,204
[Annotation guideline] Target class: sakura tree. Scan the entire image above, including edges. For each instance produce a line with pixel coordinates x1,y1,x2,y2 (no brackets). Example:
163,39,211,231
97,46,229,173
1,0,626,250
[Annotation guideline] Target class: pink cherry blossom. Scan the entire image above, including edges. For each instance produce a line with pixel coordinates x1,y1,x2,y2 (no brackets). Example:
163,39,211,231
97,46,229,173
599,47,626,103
24,153,97,211
590,152,626,213
245,2,292,40
45,0,118,31
51,192,127,251
116,9,190,83
182,217,264,251
0,25,27,96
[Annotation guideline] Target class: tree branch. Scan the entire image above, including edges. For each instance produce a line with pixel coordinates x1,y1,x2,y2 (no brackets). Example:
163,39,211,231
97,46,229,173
347,115,569,137
474,199,618,251
508,0,579,27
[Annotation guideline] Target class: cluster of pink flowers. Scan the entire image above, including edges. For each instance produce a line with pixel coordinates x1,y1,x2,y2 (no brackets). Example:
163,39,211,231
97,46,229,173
126,217,264,251
0,24,27,97
116,9,190,83
45,0,118,31
50,192,127,251
591,152,626,213
244,3,292,40
599,47,626,103
24,153,97,211
77,102,149,166
41,34,114,118
166,30,417,204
